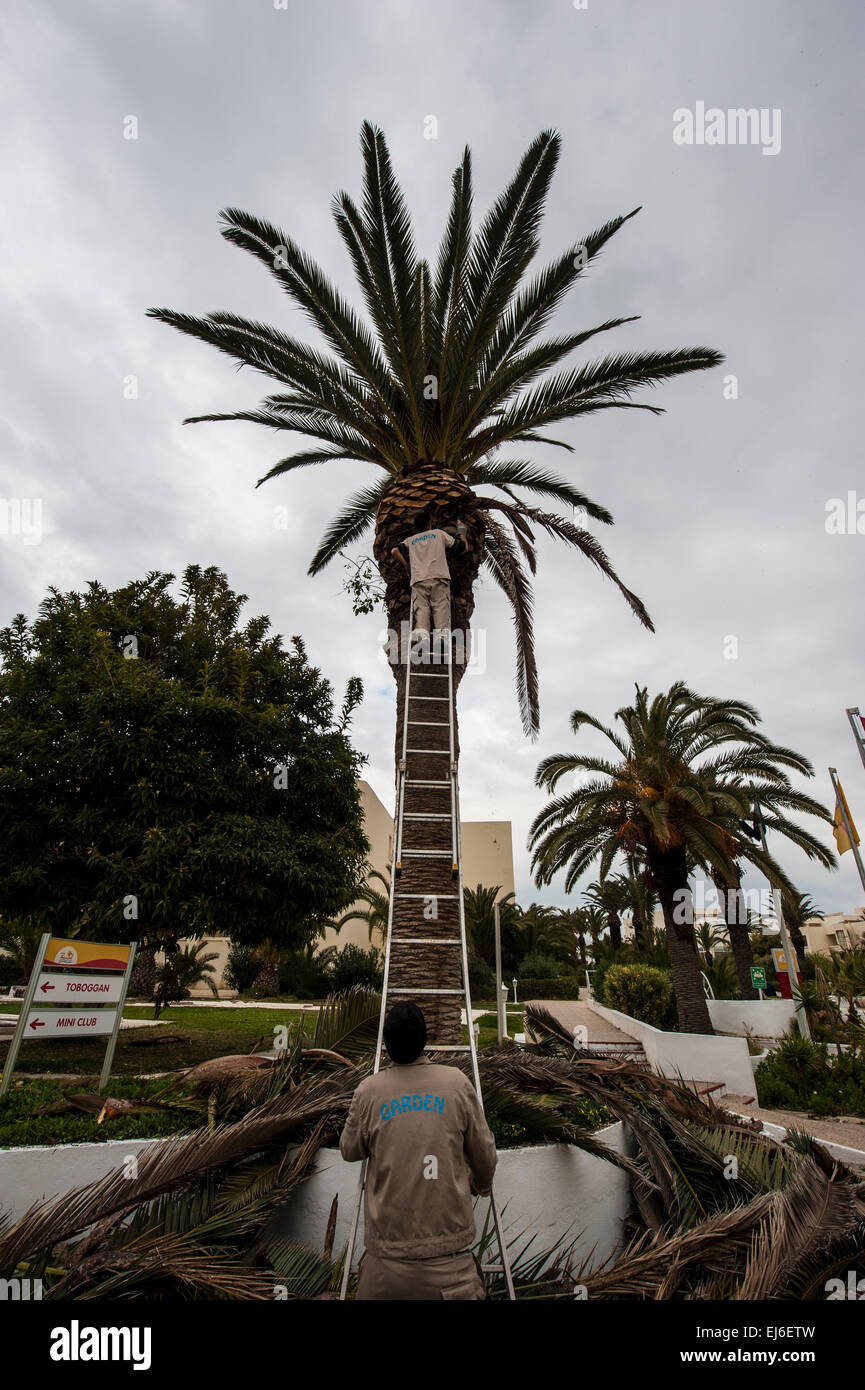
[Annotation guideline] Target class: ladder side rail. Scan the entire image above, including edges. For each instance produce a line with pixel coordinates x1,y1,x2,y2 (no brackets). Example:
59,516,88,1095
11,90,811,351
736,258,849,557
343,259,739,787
340,624,412,1300
448,592,516,1301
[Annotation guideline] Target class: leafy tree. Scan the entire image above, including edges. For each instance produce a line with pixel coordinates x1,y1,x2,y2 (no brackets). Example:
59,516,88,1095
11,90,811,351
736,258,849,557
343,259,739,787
530,683,835,1034
0,566,369,953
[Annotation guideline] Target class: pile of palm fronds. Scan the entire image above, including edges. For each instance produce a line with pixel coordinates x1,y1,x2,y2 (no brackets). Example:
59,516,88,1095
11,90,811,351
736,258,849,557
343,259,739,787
1,988,863,1299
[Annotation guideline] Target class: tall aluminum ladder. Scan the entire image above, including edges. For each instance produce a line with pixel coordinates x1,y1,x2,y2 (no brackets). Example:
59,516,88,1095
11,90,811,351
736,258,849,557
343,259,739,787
339,599,515,1300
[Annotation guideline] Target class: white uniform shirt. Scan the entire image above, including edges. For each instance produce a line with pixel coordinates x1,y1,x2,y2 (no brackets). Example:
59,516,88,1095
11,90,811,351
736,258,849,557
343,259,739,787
402,528,455,583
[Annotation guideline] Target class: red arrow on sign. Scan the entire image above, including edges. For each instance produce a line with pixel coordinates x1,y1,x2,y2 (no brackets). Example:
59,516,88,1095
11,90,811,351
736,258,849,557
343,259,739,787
40,982,55,993
29,1018,45,1030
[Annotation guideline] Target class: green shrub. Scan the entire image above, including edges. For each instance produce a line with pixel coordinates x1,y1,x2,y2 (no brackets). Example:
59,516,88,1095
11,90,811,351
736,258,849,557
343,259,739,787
278,945,335,1000
468,953,495,998
755,1034,865,1116
328,944,383,993
224,944,261,994
517,953,559,980
0,951,21,988
517,975,582,1001
602,963,672,1028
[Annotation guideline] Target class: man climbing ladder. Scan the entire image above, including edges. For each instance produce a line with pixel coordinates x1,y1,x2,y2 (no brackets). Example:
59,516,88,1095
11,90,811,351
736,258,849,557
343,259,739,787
340,1002,497,1300
391,507,466,643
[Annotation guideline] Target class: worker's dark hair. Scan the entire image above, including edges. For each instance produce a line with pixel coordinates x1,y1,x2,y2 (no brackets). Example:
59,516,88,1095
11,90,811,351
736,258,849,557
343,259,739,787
383,1001,427,1064
414,508,431,530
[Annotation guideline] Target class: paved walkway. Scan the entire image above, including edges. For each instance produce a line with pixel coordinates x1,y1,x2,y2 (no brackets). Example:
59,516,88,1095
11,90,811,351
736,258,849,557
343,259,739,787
724,1095,865,1160
523,998,643,1046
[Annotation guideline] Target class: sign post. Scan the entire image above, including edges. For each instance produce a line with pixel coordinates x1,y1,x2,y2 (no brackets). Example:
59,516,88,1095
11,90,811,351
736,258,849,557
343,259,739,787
0,937,136,1097
0,933,50,1099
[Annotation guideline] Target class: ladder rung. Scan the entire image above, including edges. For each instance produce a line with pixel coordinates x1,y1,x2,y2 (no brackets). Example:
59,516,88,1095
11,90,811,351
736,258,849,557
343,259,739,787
405,780,450,786
424,1044,472,1051
409,695,450,701
403,813,452,819
393,892,459,899
406,748,449,754
401,849,452,857
409,672,449,678
482,1264,504,1274
408,721,450,727
389,987,464,995
391,937,461,944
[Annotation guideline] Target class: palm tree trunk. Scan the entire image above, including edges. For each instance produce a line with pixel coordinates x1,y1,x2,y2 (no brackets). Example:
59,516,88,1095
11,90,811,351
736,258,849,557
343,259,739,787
710,868,758,1001
631,907,645,949
383,592,476,1047
651,848,714,1034
607,913,623,951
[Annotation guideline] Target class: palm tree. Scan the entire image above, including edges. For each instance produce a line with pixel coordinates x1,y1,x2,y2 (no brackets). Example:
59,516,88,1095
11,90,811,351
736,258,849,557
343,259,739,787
582,876,632,950
551,906,593,974
706,776,835,999
822,946,865,1026
779,890,825,960
329,866,390,946
148,124,721,1041
530,683,835,1035
515,902,575,966
463,885,519,966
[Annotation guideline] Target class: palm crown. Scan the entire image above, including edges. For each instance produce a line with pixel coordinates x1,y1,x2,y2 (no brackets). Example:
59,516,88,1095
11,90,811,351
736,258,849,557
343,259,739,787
148,122,722,734
531,682,834,893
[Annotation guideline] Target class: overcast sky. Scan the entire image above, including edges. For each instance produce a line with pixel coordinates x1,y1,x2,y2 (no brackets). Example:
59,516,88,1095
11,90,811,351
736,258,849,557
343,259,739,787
1,0,863,916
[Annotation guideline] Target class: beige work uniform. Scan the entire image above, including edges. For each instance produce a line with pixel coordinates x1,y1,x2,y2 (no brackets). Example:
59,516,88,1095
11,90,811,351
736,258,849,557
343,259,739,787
339,1056,497,1300
401,529,455,634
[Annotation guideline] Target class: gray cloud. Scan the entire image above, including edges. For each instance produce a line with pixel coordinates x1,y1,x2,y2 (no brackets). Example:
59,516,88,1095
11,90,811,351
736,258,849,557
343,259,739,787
1,0,862,916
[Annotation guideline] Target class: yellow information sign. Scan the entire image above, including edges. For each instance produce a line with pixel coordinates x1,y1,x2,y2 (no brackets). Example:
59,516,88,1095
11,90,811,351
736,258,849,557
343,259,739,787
43,938,132,972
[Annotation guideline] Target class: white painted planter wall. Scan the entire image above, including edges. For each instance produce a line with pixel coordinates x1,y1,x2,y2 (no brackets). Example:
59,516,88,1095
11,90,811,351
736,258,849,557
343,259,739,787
707,998,796,1039
0,1126,633,1273
588,1000,757,1098
266,1122,632,1270
0,1137,164,1226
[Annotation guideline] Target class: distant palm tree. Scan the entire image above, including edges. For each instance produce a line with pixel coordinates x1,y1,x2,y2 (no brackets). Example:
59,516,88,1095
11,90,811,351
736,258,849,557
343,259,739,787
780,891,825,960
515,902,574,965
551,906,593,973
530,683,835,1034
582,877,632,950
148,124,721,1036
329,866,390,946
463,885,519,966
706,775,834,999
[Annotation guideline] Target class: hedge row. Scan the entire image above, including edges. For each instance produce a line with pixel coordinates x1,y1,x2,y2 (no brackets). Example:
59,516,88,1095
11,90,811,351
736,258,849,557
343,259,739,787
517,976,583,1001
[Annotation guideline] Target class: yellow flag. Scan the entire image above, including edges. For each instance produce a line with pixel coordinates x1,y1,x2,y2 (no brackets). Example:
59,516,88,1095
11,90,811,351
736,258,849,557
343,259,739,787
833,780,860,855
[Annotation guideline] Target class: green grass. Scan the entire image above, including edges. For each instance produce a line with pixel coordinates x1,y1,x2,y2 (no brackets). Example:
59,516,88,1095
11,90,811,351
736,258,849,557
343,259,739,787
0,1005,317,1077
462,1010,525,1050
0,1077,202,1149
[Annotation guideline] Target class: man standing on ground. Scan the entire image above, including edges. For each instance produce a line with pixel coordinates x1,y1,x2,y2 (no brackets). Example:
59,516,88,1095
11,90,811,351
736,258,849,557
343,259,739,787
390,509,466,645
339,1001,497,1300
